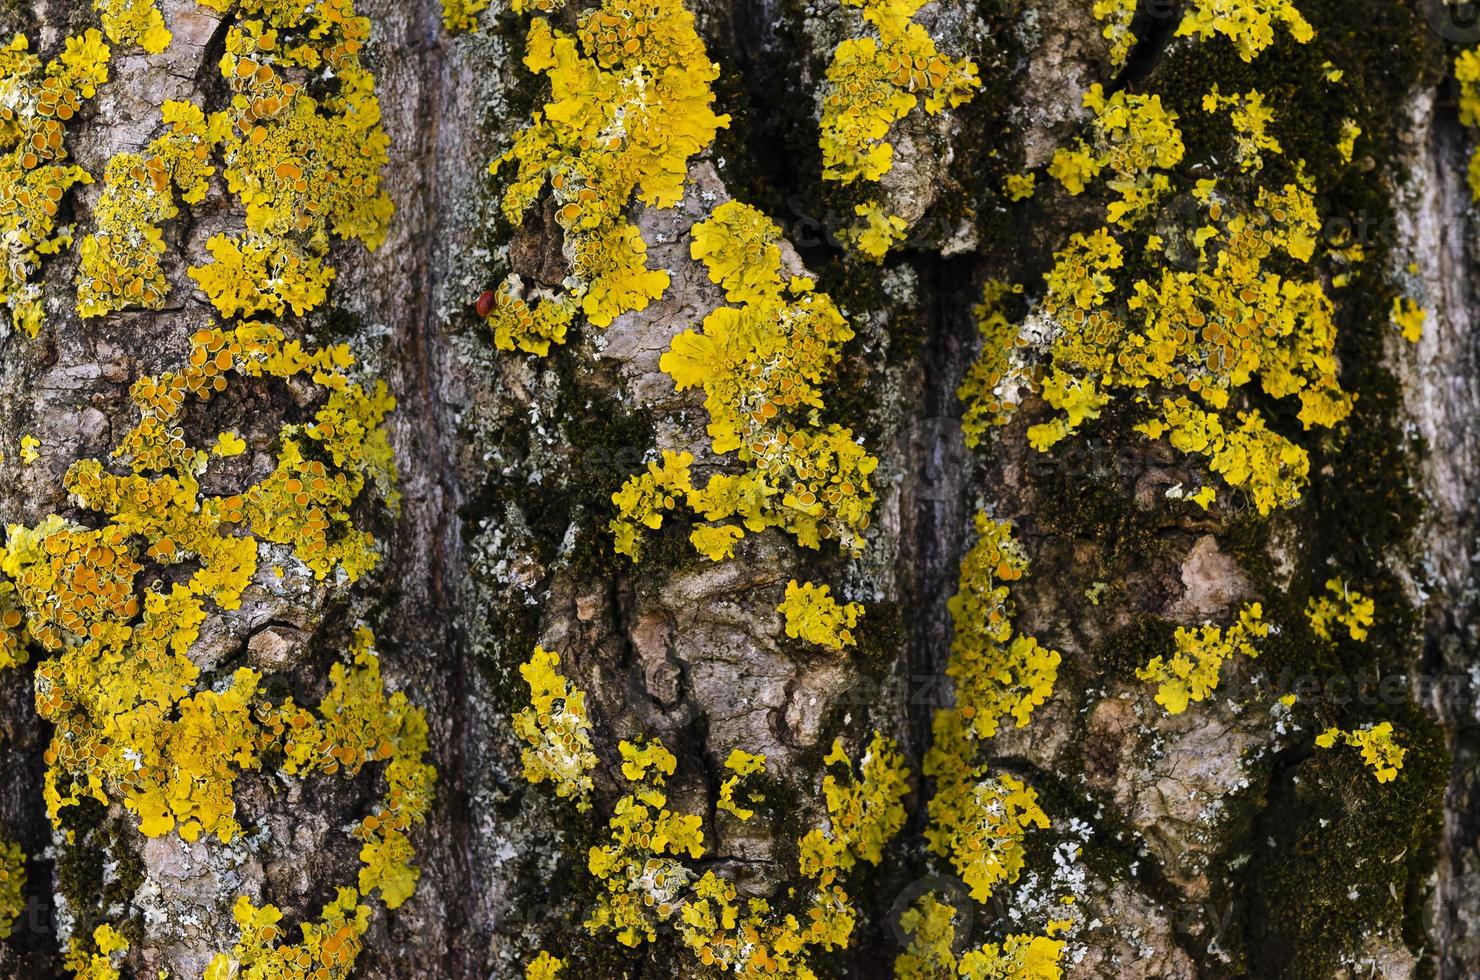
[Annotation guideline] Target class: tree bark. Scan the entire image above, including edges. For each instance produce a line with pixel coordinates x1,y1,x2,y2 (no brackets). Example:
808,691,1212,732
1,0,1478,978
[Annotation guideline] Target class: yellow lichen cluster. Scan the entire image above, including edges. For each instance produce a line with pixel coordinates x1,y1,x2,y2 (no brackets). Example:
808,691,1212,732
526,951,566,980
808,732,909,869
1391,296,1425,344
205,889,369,980
841,201,909,262
0,30,110,337
1092,0,1138,67
585,729,906,975
925,709,1051,902
76,101,221,317
0,324,417,969
1049,85,1185,226
717,748,767,821
442,0,494,32
77,0,392,321
1136,602,1268,714
1202,86,1281,173
964,14,1350,517
1458,49,1480,201
64,924,129,980
1315,722,1405,783
1003,172,1037,202
512,646,599,810
985,173,1346,514
957,281,1030,447
946,513,1061,740
924,517,1058,903
191,632,430,977
2,1,423,972
512,649,907,975
778,579,864,651
0,839,23,941
818,0,979,259
488,0,728,353
189,630,433,978
896,892,1069,979
612,201,877,560
190,0,392,318
95,0,171,54
1175,0,1314,62
1305,579,1374,642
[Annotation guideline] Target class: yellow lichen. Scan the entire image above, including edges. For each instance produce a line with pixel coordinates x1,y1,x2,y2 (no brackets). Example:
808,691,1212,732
1391,296,1425,344
1136,602,1268,714
778,579,864,651
213,430,247,457
205,889,369,980
614,201,877,559
526,951,566,980
1092,0,1138,66
1019,172,1348,515
946,513,1061,740
808,731,909,870
191,6,391,319
2,325,418,968
1458,48,1480,202
923,517,1059,904
1003,172,1037,201
443,0,494,32
511,646,598,810
189,233,335,318
818,0,978,258
924,708,1051,902
958,280,1030,447
1202,86,1281,172
896,892,1069,979
1049,85,1185,226
65,924,129,980
1175,0,1314,62
1337,118,1361,163
0,839,23,941
819,0,979,183
487,0,728,352
580,730,906,974
1306,579,1375,642
1315,722,1405,783
716,748,766,821
0,30,110,337
841,202,908,262
96,0,171,54
13,2,423,973
76,101,221,318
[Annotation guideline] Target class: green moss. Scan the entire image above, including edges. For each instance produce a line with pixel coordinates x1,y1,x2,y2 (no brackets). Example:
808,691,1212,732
1245,706,1445,979
1092,614,1178,677
1029,417,1176,575
854,599,905,663
53,799,107,913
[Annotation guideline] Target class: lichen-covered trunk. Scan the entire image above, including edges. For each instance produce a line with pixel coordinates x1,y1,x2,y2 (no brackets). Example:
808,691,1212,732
2,0,1479,978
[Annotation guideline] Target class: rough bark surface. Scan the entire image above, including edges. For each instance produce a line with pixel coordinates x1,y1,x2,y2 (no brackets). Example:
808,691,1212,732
1,0,1479,978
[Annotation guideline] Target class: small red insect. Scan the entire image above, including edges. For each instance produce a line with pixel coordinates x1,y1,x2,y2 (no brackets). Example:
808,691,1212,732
475,290,497,317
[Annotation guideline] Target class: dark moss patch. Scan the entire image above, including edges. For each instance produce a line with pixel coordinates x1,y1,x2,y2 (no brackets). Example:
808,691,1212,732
1093,613,1179,676
1244,706,1445,979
